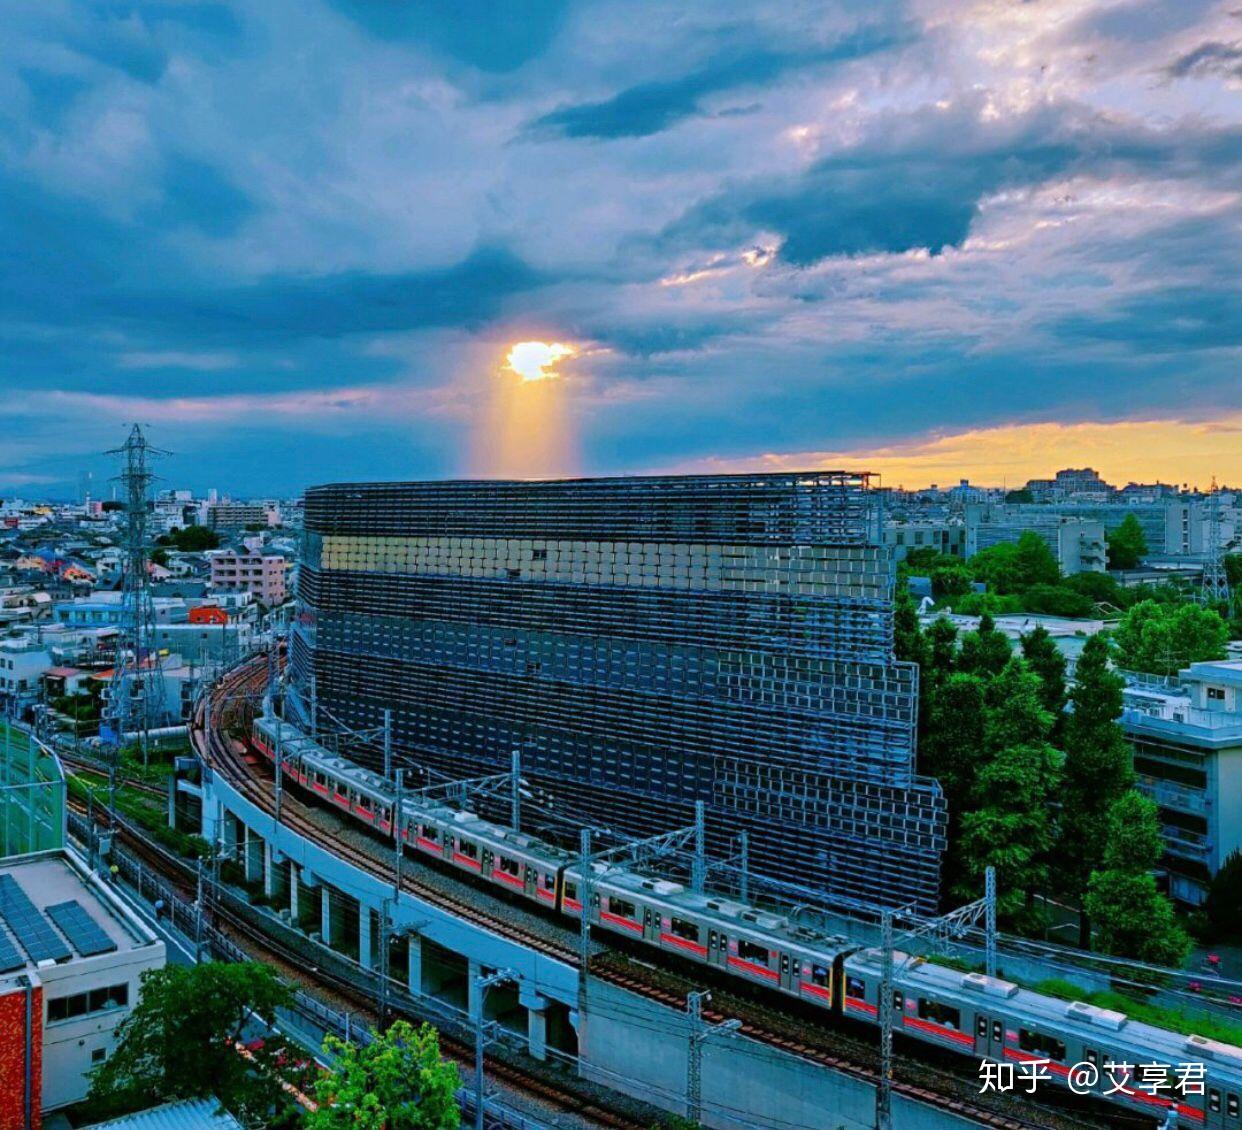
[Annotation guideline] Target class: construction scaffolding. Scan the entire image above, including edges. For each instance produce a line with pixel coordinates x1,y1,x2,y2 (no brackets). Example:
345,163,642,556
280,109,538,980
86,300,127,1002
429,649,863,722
293,473,946,912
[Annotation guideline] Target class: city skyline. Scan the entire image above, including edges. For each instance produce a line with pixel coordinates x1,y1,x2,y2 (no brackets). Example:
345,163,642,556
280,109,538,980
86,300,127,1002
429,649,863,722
3,2,1240,495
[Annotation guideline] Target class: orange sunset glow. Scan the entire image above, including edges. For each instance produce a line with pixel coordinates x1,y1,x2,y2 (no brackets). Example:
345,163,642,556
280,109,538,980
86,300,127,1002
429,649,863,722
677,415,1242,490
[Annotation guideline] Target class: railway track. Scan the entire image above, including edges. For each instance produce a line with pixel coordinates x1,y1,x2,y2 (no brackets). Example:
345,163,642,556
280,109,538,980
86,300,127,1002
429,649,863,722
190,656,1127,1130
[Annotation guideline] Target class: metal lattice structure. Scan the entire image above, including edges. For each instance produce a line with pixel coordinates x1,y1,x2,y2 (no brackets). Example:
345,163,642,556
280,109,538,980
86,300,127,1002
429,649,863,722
103,425,169,756
293,473,947,912
1200,480,1232,606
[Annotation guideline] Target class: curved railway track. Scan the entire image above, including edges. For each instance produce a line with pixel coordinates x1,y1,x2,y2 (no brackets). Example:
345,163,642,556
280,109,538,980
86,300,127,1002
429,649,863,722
187,655,1125,1130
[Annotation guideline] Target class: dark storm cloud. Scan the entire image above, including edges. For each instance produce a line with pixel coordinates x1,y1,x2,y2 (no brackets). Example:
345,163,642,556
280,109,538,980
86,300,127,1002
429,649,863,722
1163,40,1242,81
529,24,910,140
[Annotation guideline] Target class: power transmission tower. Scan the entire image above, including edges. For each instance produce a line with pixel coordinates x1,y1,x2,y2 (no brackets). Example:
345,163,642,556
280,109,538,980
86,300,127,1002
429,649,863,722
1200,479,1231,606
104,425,170,765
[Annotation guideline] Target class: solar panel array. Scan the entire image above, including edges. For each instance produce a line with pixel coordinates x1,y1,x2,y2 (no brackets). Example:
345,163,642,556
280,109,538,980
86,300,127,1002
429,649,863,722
0,928,24,974
46,901,116,957
0,875,71,964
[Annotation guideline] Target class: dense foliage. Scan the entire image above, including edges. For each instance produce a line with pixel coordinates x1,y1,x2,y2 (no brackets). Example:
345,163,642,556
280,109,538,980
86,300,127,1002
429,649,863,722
307,1020,460,1129
1105,513,1148,570
1112,599,1229,674
156,524,221,551
89,963,298,1123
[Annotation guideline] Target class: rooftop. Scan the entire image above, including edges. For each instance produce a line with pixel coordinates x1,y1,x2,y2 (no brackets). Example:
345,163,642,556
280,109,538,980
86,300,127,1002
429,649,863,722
0,852,159,987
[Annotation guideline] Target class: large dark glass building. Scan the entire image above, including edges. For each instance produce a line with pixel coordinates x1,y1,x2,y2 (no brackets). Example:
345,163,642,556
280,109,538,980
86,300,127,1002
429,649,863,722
293,474,946,911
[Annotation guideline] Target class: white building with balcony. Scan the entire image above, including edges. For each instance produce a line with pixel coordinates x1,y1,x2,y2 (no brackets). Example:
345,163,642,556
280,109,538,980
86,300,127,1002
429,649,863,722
1120,659,1242,906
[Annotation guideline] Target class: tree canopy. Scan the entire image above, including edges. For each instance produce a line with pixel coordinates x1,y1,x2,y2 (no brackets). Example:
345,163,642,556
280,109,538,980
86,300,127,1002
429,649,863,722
958,612,1012,678
1112,599,1229,674
1084,793,1190,967
307,1020,460,1130
1106,513,1148,570
156,524,221,552
1020,625,1067,727
968,532,1061,594
89,962,296,1123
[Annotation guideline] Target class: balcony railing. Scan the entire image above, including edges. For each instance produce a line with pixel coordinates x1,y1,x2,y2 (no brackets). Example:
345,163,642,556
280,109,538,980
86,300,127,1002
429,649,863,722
1136,777,1208,815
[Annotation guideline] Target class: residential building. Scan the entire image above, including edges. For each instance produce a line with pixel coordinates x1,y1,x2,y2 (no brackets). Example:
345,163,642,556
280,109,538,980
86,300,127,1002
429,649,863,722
206,501,281,532
964,505,1107,575
209,550,286,606
0,850,165,1126
883,522,965,562
1120,660,1242,906
294,474,947,913
1163,495,1238,558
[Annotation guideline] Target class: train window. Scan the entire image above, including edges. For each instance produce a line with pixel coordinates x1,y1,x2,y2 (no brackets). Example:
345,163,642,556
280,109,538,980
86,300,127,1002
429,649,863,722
357,796,372,811
1084,1049,1097,1066
709,931,718,949
607,897,637,919
1207,1090,1219,1113
976,1017,987,1038
420,825,438,842
456,840,478,860
992,1021,1002,1043
1018,1029,1066,1063
781,955,790,974
738,940,769,964
1228,1093,1238,1118
669,917,699,941
498,856,521,877
564,882,577,902
892,991,904,1011
542,873,555,891
917,999,961,1030
808,963,829,987
846,976,866,1000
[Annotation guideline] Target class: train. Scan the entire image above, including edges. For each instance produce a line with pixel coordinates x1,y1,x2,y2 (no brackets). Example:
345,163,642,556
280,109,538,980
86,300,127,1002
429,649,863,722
252,714,1242,1127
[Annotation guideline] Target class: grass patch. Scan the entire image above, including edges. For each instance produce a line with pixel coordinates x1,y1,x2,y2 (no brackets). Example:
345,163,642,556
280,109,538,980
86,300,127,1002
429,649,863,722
1036,979,1242,1046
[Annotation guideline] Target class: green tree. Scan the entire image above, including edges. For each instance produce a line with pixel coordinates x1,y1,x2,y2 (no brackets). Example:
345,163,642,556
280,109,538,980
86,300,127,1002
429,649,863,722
925,617,959,682
1059,634,1133,902
958,612,1012,678
958,741,1059,925
1224,553,1242,589
969,532,1060,594
1019,584,1094,618
307,1020,460,1130
893,589,927,668
1204,850,1242,939
1063,570,1126,609
921,673,987,901
1112,600,1230,675
89,962,296,1122
1106,513,1148,570
931,564,974,599
150,547,169,567
1084,793,1191,967
1004,488,1034,504
1020,626,1067,731
157,524,221,552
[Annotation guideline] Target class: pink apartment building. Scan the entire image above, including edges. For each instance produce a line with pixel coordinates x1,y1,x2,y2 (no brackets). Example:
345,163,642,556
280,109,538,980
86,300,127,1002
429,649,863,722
209,550,287,605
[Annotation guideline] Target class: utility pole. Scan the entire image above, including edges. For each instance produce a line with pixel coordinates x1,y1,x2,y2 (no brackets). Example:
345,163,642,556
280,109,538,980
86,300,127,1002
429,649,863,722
382,709,392,781
393,769,404,899
510,748,521,832
877,909,894,1130
1200,479,1231,606
984,866,997,980
473,968,518,1130
273,711,285,825
308,673,318,740
737,830,749,903
377,898,391,1030
194,856,206,963
578,828,593,977
690,800,706,893
685,990,741,1124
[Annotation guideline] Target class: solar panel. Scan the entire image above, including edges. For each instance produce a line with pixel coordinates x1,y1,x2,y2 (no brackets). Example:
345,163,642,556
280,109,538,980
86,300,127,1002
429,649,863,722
0,928,25,974
0,875,71,964
45,901,116,958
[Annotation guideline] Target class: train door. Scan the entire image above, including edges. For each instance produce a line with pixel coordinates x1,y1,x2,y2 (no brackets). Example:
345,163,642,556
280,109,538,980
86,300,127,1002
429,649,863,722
481,848,494,879
779,952,793,992
974,1013,1005,1059
709,930,728,969
643,906,656,942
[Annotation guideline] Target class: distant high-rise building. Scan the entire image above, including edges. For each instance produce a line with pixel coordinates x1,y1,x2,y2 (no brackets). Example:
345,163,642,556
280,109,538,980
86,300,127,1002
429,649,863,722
293,474,947,912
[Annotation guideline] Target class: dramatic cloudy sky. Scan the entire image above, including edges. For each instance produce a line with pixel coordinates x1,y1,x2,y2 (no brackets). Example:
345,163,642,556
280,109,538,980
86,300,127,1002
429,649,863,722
3,1,1240,496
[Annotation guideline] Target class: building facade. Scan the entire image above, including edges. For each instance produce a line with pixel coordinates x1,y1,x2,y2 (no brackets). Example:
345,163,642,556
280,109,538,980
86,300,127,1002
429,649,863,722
964,505,1107,575
0,850,164,1125
294,474,946,912
1120,660,1242,906
209,550,287,606
206,501,280,531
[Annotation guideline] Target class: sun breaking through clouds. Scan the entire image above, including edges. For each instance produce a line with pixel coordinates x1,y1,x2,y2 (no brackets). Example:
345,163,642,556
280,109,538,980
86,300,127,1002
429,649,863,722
504,341,577,383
